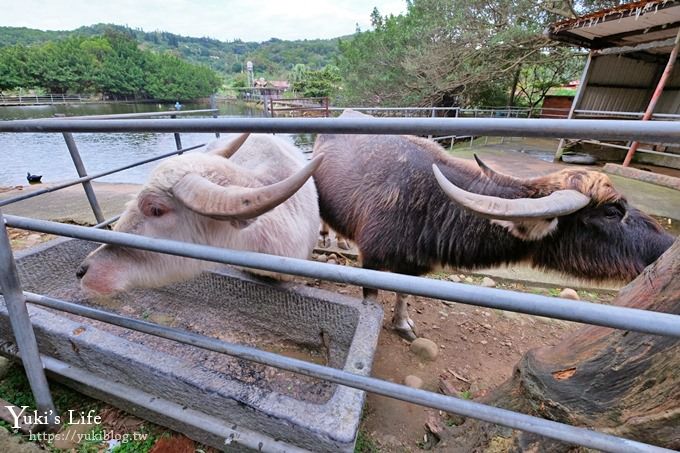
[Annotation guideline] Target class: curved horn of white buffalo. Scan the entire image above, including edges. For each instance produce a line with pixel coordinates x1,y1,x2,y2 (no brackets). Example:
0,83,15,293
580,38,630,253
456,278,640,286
173,154,325,220
432,165,591,220
206,133,250,158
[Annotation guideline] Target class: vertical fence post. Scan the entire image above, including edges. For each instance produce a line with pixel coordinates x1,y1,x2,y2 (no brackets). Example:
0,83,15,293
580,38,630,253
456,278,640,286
0,210,59,428
61,132,106,224
623,28,680,167
428,107,435,139
555,51,594,162
210,94,220,139
170,115,183,153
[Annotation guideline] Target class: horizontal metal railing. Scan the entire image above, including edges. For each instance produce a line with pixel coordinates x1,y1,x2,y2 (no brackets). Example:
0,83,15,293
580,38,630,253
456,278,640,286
2,215,677,453
45,109,219,120
0,93,84,106
5,215,680,338
14,290,667,453
3,117,680,142
0,116,679,452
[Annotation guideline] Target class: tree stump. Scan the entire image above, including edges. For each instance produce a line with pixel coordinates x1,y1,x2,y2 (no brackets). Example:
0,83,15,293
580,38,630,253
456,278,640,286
440,238,680,452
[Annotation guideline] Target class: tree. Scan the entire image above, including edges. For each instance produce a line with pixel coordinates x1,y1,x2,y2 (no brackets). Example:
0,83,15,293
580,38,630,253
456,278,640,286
0,31,222,99
144,52,222,100
289,63,308,90
26,37,95,93
0,45,31,92
92,33,145,98
291,65,341,98
230,72,248,89
439,238,680,451
337,9,422,106
336,0,619,108
514,47,583,109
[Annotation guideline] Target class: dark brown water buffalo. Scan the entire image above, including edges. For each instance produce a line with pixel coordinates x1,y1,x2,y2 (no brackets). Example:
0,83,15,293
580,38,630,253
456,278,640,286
313,110,674,340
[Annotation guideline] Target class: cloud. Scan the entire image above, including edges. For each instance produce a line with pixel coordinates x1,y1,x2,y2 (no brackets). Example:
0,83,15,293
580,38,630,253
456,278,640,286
0,0,407,42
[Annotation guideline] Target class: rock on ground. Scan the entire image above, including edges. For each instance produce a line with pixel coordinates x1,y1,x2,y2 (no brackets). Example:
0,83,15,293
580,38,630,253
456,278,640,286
559,288,580,300
480,277,496,288
404,375,424,389
410,338,439,361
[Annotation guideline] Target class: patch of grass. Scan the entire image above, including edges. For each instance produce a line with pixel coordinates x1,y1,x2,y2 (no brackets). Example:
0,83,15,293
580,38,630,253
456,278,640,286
427,270,449,280
0,364,36,409
445,417,461,427
0,364,98,416
459,390,472,400
578,291,599,301
111,431,157,453
547,87,576,96
355,430,380,453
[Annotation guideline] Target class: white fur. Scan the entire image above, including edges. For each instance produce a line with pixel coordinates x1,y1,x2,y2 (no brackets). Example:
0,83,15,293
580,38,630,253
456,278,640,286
80,134,319,295
492,218,559,241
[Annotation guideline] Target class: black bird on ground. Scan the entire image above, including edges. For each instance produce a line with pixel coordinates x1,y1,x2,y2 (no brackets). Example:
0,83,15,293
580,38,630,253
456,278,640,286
27,172,42,183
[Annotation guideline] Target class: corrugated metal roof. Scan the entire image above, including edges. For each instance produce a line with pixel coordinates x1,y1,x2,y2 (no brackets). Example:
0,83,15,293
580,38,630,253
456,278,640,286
547,0,680,52
588,55,658,85
575,54,680,114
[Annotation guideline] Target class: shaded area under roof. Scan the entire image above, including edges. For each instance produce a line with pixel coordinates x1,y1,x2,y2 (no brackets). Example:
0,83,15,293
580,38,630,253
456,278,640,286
546,0,680,54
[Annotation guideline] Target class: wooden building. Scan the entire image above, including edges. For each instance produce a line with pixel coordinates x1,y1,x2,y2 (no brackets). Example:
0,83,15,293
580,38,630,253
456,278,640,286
547,0,680,169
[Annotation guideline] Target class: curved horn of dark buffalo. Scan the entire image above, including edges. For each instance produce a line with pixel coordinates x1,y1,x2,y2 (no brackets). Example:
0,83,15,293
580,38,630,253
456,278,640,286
207,133,250,158
473,154,531,186
432,164,591,220
173,154,325,221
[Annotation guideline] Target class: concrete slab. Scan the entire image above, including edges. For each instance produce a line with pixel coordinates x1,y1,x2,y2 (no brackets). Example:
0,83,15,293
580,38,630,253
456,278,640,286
0,182,139,225
603,163,680,191
2,238,384,452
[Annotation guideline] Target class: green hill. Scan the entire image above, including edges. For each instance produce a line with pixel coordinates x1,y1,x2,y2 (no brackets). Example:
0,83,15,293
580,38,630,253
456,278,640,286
0,23,341,79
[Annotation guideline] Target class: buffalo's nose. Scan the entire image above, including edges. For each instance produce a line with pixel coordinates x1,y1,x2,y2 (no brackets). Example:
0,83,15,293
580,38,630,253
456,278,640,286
76,263,89,279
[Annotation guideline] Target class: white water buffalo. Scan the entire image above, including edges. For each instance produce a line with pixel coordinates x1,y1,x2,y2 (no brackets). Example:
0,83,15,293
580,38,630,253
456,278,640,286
77,133,323,295
313,109,673,340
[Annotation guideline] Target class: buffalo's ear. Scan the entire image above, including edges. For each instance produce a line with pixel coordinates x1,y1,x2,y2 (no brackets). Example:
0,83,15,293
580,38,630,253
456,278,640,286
138,192,172,218
492,218,558,241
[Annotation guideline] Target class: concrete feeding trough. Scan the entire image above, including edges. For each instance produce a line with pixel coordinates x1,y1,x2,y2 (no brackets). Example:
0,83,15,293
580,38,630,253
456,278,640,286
0,238,383,452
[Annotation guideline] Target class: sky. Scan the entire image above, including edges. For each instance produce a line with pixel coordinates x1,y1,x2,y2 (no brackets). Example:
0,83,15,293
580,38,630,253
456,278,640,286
0,0,407,42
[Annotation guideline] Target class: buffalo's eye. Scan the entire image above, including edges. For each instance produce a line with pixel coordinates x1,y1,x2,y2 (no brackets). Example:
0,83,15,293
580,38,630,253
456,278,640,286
603,204,624,220
149,206,165,217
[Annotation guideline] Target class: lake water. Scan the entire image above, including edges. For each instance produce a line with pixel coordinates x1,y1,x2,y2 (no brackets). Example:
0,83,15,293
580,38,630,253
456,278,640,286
0,101,314,186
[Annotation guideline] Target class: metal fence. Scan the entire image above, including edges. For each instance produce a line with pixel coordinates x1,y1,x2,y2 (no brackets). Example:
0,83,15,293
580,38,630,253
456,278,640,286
1,115,679,453
269,97,330,117
0,93,86,106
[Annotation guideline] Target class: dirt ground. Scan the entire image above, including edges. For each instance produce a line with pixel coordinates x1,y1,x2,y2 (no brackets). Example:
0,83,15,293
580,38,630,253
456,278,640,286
2,228,621,452
307,269,611,452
